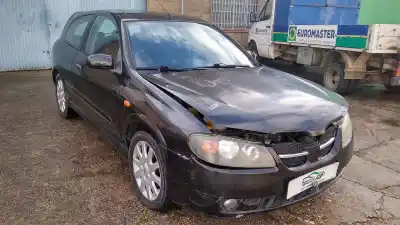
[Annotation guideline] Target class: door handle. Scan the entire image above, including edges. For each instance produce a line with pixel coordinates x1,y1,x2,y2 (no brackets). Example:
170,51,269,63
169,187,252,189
76,64,82,71
266,25,271,28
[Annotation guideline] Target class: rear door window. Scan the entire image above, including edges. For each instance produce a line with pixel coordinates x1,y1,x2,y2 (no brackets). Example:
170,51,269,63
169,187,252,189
64,15,95,49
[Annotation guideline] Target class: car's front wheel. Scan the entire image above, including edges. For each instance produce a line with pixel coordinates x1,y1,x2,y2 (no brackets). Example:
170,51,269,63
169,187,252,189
128,131,170,211
55,74,77,119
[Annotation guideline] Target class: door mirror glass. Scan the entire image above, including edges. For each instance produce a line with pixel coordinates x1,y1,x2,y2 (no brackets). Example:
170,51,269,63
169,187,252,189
87,54,113,69
250,12,258,23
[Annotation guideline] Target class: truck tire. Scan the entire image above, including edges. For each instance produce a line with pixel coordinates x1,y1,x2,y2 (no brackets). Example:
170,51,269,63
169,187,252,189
323,63,351,94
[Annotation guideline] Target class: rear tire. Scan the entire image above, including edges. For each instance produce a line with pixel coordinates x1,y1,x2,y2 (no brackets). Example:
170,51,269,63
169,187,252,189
323,63,351,94
128,131,170,211
55,74,78,119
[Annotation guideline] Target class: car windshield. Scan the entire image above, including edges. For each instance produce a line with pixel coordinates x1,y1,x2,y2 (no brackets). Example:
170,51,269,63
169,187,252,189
125,21,255,70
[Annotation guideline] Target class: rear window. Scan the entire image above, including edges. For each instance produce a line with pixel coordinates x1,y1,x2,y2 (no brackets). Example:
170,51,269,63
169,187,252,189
64,15,94,49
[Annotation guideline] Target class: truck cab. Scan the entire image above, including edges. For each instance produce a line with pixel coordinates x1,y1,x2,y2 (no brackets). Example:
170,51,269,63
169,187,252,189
248,0,275,59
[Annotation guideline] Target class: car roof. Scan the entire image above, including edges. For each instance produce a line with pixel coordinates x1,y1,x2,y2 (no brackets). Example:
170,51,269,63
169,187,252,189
73,10,206,23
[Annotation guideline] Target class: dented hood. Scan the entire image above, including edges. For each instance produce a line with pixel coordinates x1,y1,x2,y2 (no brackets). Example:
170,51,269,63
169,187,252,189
142,67,348,133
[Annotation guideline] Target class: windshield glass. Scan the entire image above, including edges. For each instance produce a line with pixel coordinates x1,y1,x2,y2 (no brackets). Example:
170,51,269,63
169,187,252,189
125,21,255,69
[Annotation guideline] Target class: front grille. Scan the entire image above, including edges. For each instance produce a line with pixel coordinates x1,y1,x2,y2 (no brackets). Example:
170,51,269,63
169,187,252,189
319,126,336,156
269,126,338,167
281,156,307,167
270,141,319,155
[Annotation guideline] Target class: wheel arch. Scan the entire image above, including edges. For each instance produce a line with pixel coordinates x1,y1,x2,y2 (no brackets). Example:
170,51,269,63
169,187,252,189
124,113,167,148
248,39,256,46
52,68,59,84
321,50,345,68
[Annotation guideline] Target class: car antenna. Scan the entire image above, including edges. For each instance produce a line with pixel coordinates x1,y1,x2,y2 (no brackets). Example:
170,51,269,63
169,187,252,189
154,0,172,19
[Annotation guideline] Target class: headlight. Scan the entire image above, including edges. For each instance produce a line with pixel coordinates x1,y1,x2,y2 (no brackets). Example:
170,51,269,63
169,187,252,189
188,134,276,168
341,112,353,148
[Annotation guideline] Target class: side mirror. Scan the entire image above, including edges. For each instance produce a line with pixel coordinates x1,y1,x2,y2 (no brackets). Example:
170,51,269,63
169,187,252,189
249,12,257,23
87,54,114,69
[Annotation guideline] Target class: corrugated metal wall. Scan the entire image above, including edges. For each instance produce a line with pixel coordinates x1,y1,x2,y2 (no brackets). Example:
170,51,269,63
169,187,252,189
212,0,261,29
0,0,146,71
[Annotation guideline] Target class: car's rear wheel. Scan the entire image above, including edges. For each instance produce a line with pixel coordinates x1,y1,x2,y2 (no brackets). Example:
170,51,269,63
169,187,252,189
55,74,77,119
129,131,170,211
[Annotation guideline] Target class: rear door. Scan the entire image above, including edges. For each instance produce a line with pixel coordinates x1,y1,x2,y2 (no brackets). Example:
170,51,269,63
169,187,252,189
61,15,95,110
76,15,125,140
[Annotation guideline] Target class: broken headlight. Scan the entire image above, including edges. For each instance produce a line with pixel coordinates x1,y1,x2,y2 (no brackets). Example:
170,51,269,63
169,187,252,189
341,112,353,148
188,134,276,168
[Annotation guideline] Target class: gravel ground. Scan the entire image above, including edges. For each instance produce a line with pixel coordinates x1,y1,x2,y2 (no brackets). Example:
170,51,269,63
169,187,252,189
1,70,400,225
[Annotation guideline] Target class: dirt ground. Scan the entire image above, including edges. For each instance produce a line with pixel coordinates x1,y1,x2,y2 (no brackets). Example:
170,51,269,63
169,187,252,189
1,70,400,225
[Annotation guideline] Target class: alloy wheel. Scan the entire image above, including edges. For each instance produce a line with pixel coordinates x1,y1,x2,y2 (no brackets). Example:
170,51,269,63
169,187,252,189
56,79,66,112
132,141,162,201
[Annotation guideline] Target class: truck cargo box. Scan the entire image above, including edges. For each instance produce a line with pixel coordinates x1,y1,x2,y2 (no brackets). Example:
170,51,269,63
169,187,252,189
271,0,400,52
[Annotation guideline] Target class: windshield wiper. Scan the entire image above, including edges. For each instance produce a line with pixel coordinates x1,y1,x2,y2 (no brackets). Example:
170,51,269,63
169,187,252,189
198,63,251,69
136,66,187,72
136,66,206,73
136,64,250,72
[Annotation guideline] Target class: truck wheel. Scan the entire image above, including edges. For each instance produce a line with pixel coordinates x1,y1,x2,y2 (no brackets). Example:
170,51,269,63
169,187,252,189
323,63,350,94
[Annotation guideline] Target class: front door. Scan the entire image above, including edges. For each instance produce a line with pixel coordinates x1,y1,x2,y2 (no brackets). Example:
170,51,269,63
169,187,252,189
254,0,275,59
78,15,125,140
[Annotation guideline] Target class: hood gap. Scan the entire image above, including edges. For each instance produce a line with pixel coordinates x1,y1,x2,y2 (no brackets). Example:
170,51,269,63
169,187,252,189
147,79,214,131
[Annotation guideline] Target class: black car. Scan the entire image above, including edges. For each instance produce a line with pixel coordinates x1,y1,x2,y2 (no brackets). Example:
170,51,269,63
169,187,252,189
52,10,354,217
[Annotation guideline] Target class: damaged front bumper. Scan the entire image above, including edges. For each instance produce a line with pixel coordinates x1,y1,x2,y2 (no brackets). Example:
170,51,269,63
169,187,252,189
165,136,353,217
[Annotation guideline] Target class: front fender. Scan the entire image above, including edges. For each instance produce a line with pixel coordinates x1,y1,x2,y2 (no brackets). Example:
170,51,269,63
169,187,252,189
123,112,167,147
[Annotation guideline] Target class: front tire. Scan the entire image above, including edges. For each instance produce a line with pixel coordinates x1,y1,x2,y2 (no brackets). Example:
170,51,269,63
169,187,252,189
55,74,77,119
128,131,170,211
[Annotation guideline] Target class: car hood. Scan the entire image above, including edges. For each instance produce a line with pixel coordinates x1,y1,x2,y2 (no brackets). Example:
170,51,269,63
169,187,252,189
142,67,348,134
